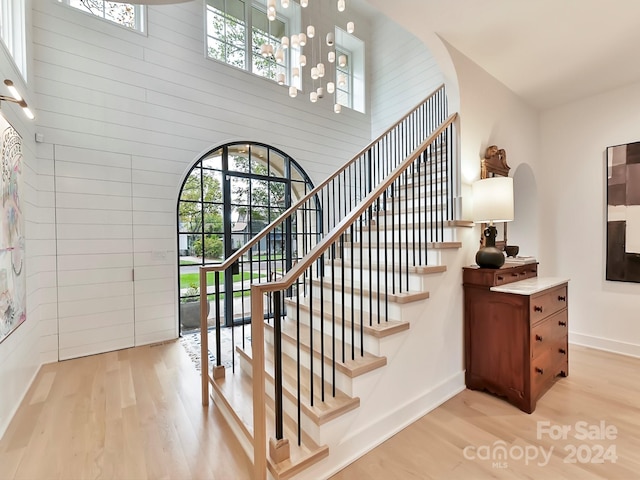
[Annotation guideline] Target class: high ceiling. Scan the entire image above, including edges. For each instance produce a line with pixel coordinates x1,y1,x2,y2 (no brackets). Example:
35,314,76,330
364,0,640,110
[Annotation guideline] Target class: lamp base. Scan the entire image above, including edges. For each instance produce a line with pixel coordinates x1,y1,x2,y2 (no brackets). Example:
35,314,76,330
476,246,505,269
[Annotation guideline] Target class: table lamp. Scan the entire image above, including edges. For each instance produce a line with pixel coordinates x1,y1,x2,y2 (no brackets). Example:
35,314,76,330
472,176,514,268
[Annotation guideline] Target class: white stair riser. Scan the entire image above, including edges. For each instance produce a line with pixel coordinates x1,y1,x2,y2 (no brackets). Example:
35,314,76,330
371,207,451,225
323,266,428,292
308,283,405,319
264,325,357,397
284,305,383,356
342,246,443,265
236,347,329,447
357,227,457,243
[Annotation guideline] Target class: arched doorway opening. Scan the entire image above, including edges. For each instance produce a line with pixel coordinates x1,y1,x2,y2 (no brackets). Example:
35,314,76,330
177,142,315,334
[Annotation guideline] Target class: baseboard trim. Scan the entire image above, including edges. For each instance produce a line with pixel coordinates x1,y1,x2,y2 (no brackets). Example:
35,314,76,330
296,370,465,480
570,333,640,359
0,363,43,440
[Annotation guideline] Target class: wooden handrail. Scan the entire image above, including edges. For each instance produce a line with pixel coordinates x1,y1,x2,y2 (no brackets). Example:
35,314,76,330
250,113,458,295
198,84,446,275
249,112,457,479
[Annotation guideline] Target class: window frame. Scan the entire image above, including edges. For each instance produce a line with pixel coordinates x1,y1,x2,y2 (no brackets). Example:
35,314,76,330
335,27,365,114
0,0,27,78
205,0,299,87
57,0,146,33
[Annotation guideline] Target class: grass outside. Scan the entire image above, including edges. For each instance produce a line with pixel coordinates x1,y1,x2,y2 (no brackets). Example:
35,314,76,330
180,259,200,265
180,271,264,289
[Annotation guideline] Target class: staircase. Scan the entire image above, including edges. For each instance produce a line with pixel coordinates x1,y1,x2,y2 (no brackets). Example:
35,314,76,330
198,86,474,479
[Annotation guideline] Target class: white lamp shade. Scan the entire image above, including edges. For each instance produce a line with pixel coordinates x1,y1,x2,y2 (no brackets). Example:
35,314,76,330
281,36,289,49
299,33,307,46
299,54,306,66
326,32,334,46
328,51,335,63
300,0,308,6
326,81,335,93
472,177,514,223
289,86,297,97
307,25,315,38
347,21,354,34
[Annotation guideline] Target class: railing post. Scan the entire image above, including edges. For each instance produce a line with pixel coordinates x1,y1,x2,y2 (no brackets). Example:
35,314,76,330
200,266,209,406
251,286,267,479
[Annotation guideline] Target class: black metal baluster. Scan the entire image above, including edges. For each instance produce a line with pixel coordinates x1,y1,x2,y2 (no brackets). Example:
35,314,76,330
215,271,222,368
273,290,284,441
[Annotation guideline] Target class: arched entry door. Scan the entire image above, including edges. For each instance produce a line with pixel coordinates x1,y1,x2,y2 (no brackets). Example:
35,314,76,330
177,142,315,333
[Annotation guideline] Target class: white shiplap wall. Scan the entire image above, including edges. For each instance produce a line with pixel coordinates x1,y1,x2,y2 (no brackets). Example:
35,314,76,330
31,0,373,359
369,15,444,138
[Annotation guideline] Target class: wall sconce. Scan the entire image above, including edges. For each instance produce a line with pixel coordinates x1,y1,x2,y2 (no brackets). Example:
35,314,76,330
472,176,514,268
1,80,34,120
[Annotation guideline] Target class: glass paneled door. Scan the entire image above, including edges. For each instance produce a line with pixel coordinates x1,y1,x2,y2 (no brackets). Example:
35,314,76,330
177,142,315,334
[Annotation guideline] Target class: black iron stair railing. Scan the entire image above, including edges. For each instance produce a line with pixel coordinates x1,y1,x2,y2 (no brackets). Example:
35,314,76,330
249,113,458,479
198,85,452,479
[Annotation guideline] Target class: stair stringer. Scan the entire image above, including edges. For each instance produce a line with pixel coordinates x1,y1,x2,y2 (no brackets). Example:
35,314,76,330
288,223,477,480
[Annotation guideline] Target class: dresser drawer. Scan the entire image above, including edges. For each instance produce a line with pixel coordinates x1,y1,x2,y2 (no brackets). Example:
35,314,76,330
531,344,568,398
531,310,568,358
530,284,568,325
494,264,538,285
463,263,538,287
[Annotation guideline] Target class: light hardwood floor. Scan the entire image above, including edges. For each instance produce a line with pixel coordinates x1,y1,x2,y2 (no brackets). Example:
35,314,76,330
0,340,253,480
1,342,639,480
331,345,640,480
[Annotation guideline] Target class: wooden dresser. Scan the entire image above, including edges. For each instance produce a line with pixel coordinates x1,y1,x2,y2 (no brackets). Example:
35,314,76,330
463,263,569,413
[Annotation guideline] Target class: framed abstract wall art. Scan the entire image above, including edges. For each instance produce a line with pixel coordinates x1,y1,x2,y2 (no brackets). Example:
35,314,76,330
606,141,640,282
0,115,25,343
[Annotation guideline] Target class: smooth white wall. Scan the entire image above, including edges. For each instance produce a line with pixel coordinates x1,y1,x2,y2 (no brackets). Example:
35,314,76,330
444,43,540,257
31,1,372,359
540,81,640,356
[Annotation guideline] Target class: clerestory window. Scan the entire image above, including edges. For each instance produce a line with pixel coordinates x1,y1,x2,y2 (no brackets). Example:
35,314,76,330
57,1,145,32
0,0,27,77
206,0,301,88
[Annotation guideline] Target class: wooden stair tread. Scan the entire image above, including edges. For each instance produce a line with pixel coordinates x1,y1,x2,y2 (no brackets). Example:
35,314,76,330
266,320,388,378
284,297,411,338
210,365,329,480
308,277,430,304
328,259,447,276
238,342,361,425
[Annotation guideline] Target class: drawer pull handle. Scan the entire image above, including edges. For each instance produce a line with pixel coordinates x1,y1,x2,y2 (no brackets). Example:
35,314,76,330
558,321,567,327
535,334,543,342
559,348,567,355
558,295,566,302
534,306,543,313
512,273,519,277
497,276,504,281
535,367,544,375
